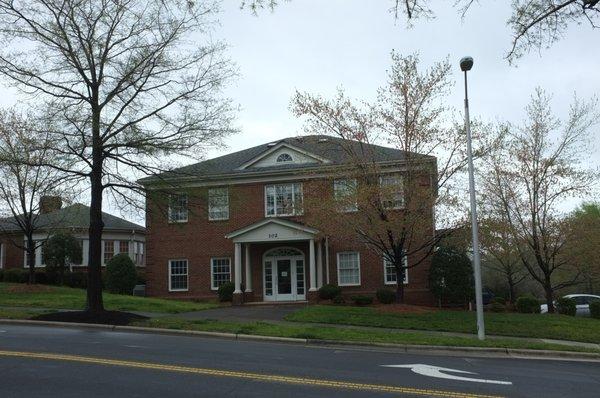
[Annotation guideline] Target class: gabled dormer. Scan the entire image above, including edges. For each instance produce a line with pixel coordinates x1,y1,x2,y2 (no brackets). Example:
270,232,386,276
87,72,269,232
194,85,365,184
236,141,332,170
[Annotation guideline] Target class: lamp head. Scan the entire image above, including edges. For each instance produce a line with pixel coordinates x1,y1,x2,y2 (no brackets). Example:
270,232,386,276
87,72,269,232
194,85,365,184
460,56,474,72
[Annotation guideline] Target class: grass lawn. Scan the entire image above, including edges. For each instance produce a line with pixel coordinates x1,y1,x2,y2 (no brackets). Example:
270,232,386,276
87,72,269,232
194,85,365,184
133,317,600,354
285,305,600,344
0,283,218,313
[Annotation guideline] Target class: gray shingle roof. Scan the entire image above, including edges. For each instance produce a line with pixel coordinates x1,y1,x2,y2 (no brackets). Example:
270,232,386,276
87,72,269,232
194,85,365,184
0,203,145,233
140,135,434,184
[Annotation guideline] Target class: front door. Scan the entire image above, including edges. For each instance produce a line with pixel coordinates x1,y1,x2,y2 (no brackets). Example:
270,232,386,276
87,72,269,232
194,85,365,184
263,249,305,302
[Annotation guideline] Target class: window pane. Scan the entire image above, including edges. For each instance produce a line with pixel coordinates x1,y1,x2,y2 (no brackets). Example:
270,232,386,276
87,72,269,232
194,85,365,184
334,179,358,212
104,241,114,264
168,194,188,222
338,252,360,285
211,258,231,289
380,175,404,209
169,260,188,291
209,188,229,220
265,183,303,216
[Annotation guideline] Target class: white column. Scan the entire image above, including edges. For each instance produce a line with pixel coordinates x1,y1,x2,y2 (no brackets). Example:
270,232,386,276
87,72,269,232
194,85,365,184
325,236,330,284
316,240,323,288
309,238,317,292
244,243,252,293
234,242,242,294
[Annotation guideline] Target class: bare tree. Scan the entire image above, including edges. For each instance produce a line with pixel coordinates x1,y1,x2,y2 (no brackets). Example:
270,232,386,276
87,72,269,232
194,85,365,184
292,53,497,302
482,88,598,312
0,110,71,284
0,0,236,313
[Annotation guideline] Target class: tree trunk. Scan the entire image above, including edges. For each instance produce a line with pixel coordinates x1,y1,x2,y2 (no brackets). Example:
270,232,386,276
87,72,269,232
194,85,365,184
86,104,105,314
507,275,515,304
26,235,36,284
544,282,555,313
395,265,405,303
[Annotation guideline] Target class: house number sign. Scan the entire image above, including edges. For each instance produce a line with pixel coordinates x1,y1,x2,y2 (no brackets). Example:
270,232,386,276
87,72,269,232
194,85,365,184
268,233,278,239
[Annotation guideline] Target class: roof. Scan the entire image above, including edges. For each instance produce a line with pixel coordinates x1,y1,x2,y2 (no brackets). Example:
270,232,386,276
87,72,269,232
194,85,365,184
0,203,145,234
139,135,435,184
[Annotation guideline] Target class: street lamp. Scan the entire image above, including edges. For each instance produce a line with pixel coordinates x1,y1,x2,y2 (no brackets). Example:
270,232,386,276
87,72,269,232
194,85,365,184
460,56,485,341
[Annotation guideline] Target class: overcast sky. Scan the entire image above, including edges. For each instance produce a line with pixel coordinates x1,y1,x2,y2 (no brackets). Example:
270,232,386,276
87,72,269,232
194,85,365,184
3,1,598,223
211,0,599,165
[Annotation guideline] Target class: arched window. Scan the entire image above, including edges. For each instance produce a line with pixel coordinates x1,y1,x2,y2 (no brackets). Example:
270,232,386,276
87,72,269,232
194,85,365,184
276,153,293,163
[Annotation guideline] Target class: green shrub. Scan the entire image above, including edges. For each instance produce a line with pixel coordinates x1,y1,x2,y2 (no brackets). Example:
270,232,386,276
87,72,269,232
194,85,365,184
556,297,576,316
105,254,137,294
34,271,48,285
218,282,235,302
429,245,474,305
66,271,88,289
488,302,506,312
376,288,395,304
318,284,342,300
351,295,373,306
3,268,28,283
516,295,541,314
491,296,506,305
332,295,345,304
590,301,600,319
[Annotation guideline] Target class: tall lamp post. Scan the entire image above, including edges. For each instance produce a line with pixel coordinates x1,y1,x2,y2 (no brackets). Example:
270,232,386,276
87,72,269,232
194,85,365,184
460,56,485,340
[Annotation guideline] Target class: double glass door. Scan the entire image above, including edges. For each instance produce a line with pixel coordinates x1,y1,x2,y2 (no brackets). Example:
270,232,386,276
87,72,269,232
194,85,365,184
264,254,305,301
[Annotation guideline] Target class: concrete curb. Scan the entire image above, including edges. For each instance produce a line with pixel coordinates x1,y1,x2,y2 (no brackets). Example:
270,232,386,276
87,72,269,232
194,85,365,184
2,318,599,362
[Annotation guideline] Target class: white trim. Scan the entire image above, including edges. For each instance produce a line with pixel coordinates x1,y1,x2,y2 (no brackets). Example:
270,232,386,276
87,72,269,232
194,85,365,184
225,218,318,240
237,142,331,170
168,259,189,292
336,251,361,287
383,256,408,285
210,257,232,290
262,246,306,301
168,193,189,223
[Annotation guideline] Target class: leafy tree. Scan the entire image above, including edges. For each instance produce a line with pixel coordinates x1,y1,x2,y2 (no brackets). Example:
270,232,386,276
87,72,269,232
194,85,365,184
0,110,72,284
564,202,600,293
293,53,498,303
0,0,236,313
482,89,598,313
429,245,474,306
43,232,82,286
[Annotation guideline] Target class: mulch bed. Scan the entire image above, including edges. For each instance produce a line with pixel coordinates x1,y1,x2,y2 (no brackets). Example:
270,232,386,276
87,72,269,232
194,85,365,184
32,310,148,326
7,284,55,294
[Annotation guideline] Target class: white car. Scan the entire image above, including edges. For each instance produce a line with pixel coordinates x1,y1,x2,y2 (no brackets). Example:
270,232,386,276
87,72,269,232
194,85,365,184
540,294,600,316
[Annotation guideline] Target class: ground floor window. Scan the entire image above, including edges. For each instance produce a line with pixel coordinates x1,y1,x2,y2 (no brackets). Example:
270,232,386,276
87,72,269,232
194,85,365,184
337,252,360,286
103,241,114,264
211,257,231,290
169,259,188,291
119,240,129,255
384,256,408,285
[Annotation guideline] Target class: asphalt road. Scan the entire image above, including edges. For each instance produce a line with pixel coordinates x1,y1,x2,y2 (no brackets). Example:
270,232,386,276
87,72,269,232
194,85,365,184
0,324,599,397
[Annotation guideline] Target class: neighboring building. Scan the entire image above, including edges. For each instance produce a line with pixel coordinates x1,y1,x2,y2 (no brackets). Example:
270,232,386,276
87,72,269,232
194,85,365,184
141,135,436,305
0,200,146,270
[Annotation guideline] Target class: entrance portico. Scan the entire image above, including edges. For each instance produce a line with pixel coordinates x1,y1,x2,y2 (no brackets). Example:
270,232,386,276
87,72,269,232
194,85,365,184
225,218,322,304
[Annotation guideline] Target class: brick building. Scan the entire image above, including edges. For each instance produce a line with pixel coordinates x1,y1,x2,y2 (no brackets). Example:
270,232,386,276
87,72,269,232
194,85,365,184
141,135,437,305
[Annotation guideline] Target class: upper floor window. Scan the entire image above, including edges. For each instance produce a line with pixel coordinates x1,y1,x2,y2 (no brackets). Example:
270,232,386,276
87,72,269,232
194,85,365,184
380,174,404,209
333,178,358,212
384,256,408,285
168,193,188,223
276,153,293,163
208,187,229,221
265,183,303,217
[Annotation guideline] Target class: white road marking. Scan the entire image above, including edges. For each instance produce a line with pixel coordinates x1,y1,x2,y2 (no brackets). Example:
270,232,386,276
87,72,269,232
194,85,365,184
381,364,513,385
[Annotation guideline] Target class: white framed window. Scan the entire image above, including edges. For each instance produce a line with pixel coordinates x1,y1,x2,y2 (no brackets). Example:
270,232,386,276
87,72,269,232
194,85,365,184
103,240,114,264
168,193,188,223
24,240,44,268
210,257,231,290
333,178,358,212
380,174,404,209
276,153,293,163
337,252,361,286
265,182,303,217
134,241,145,266
208,188,229,221
118,240,129,255
384,256,408,285
168,259,188,292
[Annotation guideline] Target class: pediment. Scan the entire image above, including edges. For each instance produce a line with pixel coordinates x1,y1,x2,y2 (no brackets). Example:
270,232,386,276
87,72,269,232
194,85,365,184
237,142,330,170
225,218,318,243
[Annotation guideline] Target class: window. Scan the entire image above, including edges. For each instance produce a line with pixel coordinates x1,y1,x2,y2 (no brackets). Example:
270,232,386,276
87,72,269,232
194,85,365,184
384,256,408,285
168,193,188,223
208,188,229,220
337,252,360,286
210,258,231,290
380,174,404,209
103,241,114,264
265,183,303,216
169,259,188,291
134,242,145,266
276,153,293,163
333,178,358,212
119,241,129,255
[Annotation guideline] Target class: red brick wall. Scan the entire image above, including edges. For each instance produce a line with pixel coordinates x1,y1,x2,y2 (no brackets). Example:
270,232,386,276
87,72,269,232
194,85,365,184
145,179,435,305
0,235,25,269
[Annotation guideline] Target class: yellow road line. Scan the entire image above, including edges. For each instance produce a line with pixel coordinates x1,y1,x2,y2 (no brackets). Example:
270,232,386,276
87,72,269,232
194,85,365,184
0,350,504,398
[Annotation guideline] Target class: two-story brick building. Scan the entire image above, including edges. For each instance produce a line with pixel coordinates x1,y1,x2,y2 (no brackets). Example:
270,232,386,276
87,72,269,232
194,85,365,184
141,135,437,305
